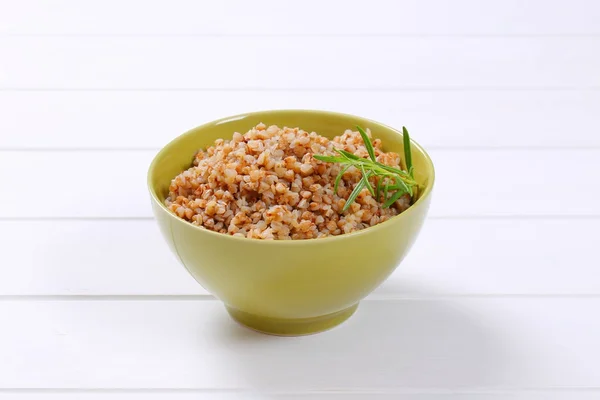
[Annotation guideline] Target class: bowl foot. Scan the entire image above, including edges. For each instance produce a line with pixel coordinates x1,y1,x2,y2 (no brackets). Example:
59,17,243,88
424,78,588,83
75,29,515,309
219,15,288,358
225,303,359,336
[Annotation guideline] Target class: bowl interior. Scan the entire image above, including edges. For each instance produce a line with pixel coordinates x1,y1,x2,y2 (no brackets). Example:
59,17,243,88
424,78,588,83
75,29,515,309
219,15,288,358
149,110,434,209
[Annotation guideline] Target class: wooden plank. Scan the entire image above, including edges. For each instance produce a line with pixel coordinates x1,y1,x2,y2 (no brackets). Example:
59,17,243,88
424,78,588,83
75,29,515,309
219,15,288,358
1,219,598,296
1,0,599,35
1,299,599,388
0,150,597,218
1,37,599,89
2,90,599,149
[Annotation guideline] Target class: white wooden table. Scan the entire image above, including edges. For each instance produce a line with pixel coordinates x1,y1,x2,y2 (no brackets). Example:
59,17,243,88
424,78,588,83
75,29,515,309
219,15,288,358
1,1,600,399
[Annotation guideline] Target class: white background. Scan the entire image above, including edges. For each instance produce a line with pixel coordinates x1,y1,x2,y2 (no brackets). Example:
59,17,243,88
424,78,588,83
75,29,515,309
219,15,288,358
1,1,600,399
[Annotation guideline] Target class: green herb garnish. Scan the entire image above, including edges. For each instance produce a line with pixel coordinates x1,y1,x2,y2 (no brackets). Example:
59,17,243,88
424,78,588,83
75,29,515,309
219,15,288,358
313,125,417,212
403,126,413,178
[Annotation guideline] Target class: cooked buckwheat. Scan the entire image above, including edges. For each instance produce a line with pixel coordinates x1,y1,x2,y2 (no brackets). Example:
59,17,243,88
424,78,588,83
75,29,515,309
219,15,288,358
165,124,411,240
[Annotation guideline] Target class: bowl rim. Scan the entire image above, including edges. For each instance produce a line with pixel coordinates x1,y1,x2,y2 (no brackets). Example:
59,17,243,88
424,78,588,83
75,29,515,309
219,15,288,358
147,109,435,246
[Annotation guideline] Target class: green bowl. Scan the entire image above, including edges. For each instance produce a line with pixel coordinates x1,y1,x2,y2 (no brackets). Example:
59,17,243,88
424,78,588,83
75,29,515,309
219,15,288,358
148,110,435,336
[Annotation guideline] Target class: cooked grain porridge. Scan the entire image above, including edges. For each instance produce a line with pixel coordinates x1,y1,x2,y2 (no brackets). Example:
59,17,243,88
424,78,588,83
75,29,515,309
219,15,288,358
165,123,412,240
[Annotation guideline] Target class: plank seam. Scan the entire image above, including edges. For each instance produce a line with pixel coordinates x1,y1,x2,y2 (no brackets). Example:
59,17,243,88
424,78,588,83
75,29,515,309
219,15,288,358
3,87,600,92
1,387,600,394
2,294,600,301
3,33,600,38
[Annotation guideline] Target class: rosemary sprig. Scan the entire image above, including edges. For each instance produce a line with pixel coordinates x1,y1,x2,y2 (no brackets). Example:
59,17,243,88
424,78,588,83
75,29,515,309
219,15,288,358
313,125,417,212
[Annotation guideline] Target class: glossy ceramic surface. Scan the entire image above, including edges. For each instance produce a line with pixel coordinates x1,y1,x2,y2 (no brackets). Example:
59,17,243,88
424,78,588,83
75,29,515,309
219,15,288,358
148,110,435,335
